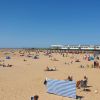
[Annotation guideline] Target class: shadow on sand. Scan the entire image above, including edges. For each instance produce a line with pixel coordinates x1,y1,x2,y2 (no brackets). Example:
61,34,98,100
76,95,84,100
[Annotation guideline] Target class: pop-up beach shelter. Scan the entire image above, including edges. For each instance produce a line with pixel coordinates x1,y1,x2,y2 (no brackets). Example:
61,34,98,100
46,79,76,99
6,56,11,59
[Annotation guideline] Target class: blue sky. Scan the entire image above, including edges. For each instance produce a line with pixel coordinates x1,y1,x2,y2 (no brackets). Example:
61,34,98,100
0,0,100,48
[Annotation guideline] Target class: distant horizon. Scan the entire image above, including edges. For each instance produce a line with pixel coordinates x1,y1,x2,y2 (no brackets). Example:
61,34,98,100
1,44,100,49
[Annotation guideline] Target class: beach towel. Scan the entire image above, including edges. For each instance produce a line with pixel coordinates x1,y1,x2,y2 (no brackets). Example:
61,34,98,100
46,79,76,99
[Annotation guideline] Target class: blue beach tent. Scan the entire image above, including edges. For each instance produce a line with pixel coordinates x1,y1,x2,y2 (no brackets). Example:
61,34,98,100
6,56,11,59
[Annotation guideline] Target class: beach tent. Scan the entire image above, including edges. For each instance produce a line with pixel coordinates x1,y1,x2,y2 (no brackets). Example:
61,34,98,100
6,56,11,59
46,79,76,99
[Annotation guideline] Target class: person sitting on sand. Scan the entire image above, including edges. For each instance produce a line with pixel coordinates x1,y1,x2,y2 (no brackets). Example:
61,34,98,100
45,66,56,71
7,64,13,67
44,77,48,85
75,59,80,62
34,95,39,100
31,95,39,100
76,80,81,89
79,76,88,90
67,76,73,81
83,76,88,87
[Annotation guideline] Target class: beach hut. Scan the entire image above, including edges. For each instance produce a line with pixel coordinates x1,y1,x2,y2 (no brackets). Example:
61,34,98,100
46,79,76,99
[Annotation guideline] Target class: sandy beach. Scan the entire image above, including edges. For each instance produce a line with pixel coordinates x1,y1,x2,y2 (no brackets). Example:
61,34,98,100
0,0,99,99
0,49,99,100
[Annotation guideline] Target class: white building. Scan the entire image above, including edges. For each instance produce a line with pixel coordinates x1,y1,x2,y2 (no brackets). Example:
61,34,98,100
51,45,100,50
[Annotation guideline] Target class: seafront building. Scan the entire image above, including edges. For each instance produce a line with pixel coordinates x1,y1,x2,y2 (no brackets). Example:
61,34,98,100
51,45,100,51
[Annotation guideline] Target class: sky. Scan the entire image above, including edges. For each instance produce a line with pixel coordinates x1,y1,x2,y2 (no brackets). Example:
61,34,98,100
0,0,100,48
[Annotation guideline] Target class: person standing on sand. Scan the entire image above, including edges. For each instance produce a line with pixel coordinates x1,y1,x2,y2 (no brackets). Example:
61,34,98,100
67,76,73,81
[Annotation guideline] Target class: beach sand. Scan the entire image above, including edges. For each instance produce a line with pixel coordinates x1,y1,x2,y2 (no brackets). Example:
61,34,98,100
0,50,99,100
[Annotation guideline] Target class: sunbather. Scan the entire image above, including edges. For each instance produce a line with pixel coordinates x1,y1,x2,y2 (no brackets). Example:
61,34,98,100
67,76,73,81
75,59,80,62
83,76,88,88
7,64,13,67
45,66,56,71
77,76,88,89
31,95,39,100
34,95,39,100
